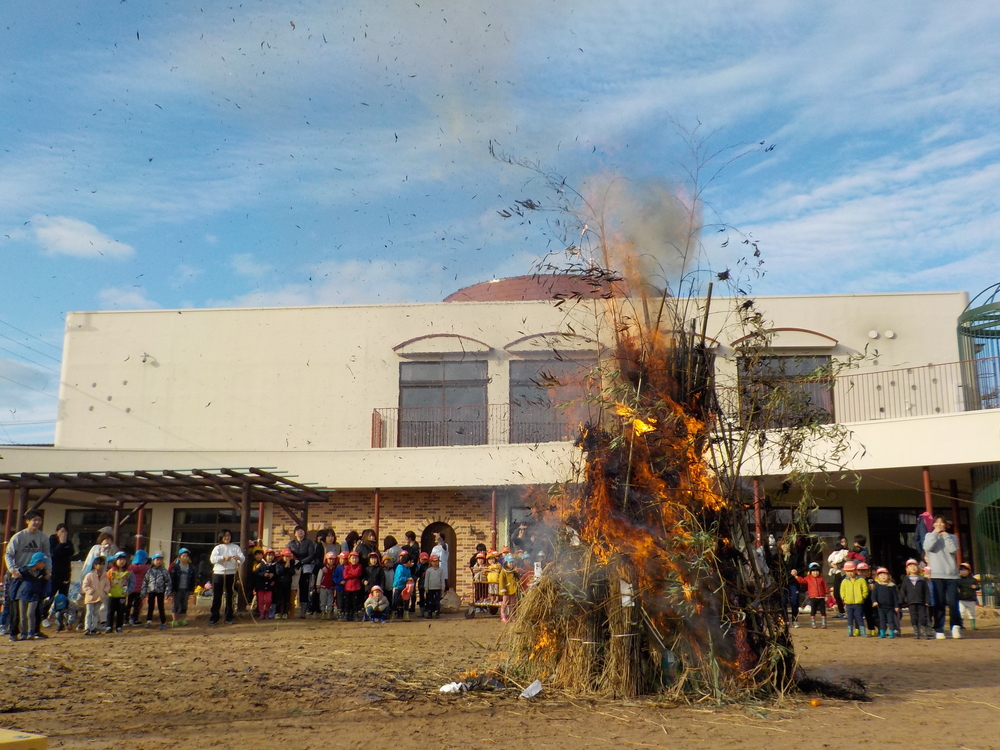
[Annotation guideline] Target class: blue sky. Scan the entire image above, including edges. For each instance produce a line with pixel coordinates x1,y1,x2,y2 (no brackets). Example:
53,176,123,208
2,1,1000,442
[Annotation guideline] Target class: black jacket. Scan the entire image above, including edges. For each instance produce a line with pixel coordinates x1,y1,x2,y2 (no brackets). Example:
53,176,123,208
872,581,899,609
252,561,277,591
898,575,929,606
288,538,319,570
170,561,196,592
48,538,75,586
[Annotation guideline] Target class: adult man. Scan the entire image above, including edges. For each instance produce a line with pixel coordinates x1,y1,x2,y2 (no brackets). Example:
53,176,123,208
4,510,51,639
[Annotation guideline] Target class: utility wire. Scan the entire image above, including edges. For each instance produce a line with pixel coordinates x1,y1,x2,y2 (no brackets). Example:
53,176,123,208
0,344,61,374
0,373,59,399
0,330,61,363
0,316,62,353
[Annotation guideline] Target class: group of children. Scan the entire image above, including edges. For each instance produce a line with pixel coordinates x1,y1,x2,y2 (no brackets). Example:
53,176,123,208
249,546,448,622
470,548,525,622
790,558,980,639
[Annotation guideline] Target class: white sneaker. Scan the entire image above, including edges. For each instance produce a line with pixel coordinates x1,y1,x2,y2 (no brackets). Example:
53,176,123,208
952,625,962,639
935,632,946,639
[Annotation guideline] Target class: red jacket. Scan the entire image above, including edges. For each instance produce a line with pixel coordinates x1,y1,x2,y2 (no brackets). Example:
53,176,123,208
343,562,363,592
317,564,336,590
795,573,829,598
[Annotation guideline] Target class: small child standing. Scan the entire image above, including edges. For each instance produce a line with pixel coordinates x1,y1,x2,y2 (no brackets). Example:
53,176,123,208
840,561,869,637
957,563,980,630
857,562,877,636
871,567,901,638
472,552,489,604
13,552,51,640
333,551,347,619
252,548,277,619
141,552,172,629
392,550,413,621
498,554,520,623
414,551,430,617
126,550,150,626
81,556,110,635
106,552,134,633
364,585,391,622
793,562,829,629
341,552,364,622
316,551,337,619
423,554,445,618
899,558,931,639
486,551,501,606
169,548,195,627
274,549,296,619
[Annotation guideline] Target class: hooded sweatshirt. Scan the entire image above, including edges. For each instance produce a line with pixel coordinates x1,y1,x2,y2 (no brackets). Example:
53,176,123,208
922,531,959,579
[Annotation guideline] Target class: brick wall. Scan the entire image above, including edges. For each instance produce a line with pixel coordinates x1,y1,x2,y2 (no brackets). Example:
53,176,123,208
270,488,493,603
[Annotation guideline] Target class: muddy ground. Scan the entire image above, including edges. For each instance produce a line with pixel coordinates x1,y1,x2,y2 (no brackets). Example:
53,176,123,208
3,608,1000,749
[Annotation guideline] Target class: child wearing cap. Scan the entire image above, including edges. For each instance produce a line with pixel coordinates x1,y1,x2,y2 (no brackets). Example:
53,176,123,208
106,552,134,633
423,555,445,618
414,552,430,617
342,552,364,621
141,552,172,629
472,552,489,605
252,548,278,619
127,549,151,626
169,548,195,627
792,562,829,629
486,551,501,606
364,585,391,622
365,553,390,597
957,563,980,630
317,552,338,619
274,549,296,619
498,555,520,623
333,551,348,618
871,567,900,638
12,551,51,640
899,558,931,639
856,562,877,636
81,555,110,635
392,549,413,621
840,561,868,637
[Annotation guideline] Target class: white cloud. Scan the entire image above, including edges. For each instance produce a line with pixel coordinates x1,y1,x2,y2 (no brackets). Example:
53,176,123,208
97,286,160,310
230,253,273,278
32,215,134,259
172,263,204,287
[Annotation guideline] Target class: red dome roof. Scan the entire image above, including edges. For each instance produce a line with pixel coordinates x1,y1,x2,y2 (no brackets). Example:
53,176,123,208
444,274,620,302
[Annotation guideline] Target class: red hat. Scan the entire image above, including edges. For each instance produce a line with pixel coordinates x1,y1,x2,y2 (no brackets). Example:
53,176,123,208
501,546,510,554
418,552,430,561
875,567,889,575
476,551,487,558
960,562,972,570
348,551,360,559
856,562,870,571
429,554,440,562
371,585,383,593
842,560,856,571
338,551,348,559
905,558,919,566
281,548,294,558
324,551,338,560
263,548,274,555
398,549,410,558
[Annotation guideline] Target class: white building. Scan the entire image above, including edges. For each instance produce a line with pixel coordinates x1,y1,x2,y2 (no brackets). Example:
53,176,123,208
2,276,999,598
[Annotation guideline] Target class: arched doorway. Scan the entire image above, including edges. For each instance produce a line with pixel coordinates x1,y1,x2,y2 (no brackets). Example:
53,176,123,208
422,521,457,591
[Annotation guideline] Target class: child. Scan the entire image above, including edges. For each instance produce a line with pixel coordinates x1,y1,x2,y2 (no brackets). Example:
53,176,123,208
392,549,413,621
414,551,430,617
498,554,520,623
169,548,195,627
871,567,900,638
316,551,337,619
792,562,829,629
847,535,871,565
364,585,391,622
486,551,501,606
423,554,445,618
50,592,71,632
274,549,296,620
342,551,364,622
899,558,931,639
472,552,489,604
957,562,980,630
141,552,172,629
13,552,51,640
840,561,868,637
251,548,277,619
81,555,110,635
857,562,877,636
106,552,134,633
127,549,150,626
333,551,348,618
366,553,391,596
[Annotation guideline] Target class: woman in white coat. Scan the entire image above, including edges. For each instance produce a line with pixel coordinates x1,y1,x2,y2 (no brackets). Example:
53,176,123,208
208,529,245,625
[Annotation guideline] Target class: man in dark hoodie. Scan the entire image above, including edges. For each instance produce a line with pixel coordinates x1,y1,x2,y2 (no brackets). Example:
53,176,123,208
288,526,319,619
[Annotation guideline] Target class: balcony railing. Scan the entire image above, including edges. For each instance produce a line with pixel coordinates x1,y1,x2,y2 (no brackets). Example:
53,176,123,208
371,404,582,448
371,356,1000,447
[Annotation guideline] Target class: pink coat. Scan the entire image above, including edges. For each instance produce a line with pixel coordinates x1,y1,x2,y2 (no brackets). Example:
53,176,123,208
81,569,111,605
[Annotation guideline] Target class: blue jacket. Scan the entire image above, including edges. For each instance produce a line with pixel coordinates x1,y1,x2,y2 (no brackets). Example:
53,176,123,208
392,563,412,590
14,566,51,602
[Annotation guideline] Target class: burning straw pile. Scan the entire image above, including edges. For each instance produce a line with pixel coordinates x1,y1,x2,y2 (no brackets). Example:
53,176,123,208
493,163,798,703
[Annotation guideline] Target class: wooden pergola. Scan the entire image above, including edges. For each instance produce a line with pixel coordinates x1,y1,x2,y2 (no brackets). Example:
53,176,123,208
0,467,332,568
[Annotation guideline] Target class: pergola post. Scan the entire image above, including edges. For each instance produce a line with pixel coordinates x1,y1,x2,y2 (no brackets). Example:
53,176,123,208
1,488,14,579
922,467,934,516
112,501,123,547
239,482,252,611
16,487,29,528
373,488,380,539
950,479,963,565
256,501,265,545
135,506,146,553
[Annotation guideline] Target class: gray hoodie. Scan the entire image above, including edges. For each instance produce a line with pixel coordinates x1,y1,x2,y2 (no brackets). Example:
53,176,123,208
4,529,50,573
922,530,959,579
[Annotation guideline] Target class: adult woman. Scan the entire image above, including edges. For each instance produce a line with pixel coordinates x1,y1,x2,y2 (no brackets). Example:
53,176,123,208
343,530,360,555
288,525,318,619
48,523,76,597
354,529,377,561
431,532,450,591
923,515,962,639
320,529,342,558
383,535,402,564
209,529,245,625
81,527,118,577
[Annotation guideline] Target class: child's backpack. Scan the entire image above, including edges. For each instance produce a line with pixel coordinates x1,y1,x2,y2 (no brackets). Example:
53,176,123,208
402,578,415,602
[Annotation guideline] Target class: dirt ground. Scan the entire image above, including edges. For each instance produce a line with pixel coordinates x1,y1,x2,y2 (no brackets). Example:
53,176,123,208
3,608,1000,750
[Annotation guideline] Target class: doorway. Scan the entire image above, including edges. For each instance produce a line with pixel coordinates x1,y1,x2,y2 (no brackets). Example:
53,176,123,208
421,522,457,590
867,506,972,578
